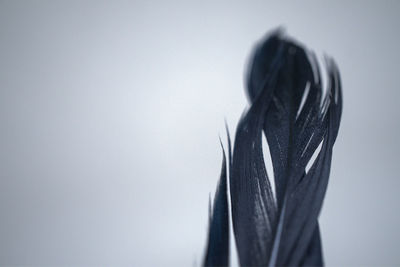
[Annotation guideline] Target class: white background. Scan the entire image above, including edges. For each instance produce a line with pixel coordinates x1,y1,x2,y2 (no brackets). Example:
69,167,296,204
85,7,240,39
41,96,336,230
0,1,399,265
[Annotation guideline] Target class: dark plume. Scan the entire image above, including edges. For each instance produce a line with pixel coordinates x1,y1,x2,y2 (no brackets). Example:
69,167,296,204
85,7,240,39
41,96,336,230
203,29,342,267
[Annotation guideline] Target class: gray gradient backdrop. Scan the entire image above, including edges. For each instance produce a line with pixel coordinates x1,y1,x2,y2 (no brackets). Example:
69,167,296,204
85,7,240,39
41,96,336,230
1,0,399,266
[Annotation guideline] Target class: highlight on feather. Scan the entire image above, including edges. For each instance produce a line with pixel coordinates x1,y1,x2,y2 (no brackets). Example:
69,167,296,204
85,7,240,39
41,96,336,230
203,29,342,267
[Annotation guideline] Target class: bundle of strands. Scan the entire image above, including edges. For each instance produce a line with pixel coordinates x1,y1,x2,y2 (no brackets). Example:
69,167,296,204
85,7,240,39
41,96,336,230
203,30,342,267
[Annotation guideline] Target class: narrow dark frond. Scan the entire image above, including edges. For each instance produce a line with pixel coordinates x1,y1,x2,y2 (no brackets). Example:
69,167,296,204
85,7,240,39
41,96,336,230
229,38,285,266
203,147,229,267
299,223,324,266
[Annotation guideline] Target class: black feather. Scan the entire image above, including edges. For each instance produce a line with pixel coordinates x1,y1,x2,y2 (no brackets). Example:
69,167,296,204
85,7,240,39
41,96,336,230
203,29,342,267
203,144,230,267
